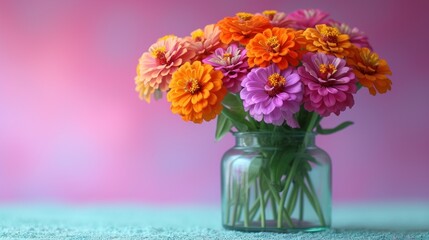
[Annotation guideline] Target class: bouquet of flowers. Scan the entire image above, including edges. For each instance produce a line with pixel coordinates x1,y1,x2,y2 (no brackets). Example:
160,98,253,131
134,9,392,231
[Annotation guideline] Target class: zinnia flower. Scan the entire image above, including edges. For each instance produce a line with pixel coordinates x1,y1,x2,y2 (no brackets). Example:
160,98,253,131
203,44,248,93
135,65,160,102
167,61,227,123
240,64,303,127
217,12,272,46
246,27,303,70
347,47,392,95
257,10,292,28
135,36,195,102
329,22,372,50
303,24,352,58
298,52,357,116
185,24,226,61
286,9,331,30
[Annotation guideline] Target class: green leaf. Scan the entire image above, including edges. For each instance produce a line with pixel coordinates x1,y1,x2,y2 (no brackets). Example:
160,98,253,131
221,107,249,132
296,152,319,165
248,156,263,183
222,92,242,109
215,113,233,141
274,152,294,174
316,121,354,135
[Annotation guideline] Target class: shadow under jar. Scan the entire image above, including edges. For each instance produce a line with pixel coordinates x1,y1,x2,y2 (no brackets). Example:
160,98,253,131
221,132,331,232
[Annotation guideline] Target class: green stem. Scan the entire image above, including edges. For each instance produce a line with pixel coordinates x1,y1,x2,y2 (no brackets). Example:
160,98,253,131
270,192,278,221
225,168,233,225
299,186,304,221
248,180,260,221
257,178,266,228
304,173,326,226
262,173,293,228
286,182,299,216
249,197,260,221
243,175,250,227
277,159,299,228
231,181,241,227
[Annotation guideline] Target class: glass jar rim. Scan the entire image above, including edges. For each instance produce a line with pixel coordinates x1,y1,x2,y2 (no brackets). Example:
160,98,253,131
233,131,317,137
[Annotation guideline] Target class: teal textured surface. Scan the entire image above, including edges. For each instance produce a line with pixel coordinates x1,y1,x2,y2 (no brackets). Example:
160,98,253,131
0,203,428,239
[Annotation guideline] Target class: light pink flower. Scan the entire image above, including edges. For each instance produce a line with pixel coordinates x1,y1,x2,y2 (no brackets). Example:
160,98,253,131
185,24,226,61
135,36,195,102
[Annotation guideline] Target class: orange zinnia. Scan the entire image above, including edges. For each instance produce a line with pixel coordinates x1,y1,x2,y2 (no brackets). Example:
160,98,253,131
217,12,272,46
246,27,304,70
303,24,352,58
347,47,392,95
167,61,227,123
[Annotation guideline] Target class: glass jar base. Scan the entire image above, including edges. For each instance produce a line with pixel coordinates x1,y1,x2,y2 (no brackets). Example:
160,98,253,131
223,219,330,233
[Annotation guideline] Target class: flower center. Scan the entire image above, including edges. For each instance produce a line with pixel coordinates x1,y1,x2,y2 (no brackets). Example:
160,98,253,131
320,25,340,42
362,51,379,73
266,36,280,53
223,52,232,59
184,78,200,94
266,73,286,96
319,63,337,79
191,29,204,41
151,46,167,65
263,10,277,20
236,12,253,21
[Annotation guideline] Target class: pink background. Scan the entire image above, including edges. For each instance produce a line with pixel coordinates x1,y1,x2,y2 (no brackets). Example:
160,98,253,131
0,0,428,204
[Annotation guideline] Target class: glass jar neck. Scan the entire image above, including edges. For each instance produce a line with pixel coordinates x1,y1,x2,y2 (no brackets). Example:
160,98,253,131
234,132,316,148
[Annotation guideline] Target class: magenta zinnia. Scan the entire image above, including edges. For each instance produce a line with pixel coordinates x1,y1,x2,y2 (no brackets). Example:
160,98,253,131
298,52,357,116
240,64,303,127
135,36,195,102
286,9,331,30
203,44,248,93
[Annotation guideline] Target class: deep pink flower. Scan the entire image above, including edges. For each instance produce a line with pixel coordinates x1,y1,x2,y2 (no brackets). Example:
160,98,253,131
240,64,303,127
286,9,331,30
298,52,357,116
329,21,372,50
203,44,248,93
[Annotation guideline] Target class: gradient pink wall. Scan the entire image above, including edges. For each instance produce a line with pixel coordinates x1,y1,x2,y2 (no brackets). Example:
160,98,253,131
0,0,427,204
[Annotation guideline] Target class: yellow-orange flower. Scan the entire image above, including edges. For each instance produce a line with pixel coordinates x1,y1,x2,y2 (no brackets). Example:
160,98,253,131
303,24,352,58
167,61,227,123
246,27,304,70
216,12,272,46
347,47,392,95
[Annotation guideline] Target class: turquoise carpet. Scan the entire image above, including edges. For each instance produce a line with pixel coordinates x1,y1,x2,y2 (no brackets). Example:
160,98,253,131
0,202,428,239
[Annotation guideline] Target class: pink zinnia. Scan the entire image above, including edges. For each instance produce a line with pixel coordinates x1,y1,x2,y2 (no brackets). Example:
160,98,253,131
135,36,195,101
257,10,293,28
286,9,331,30
203,44,248,93
185,24,226,61
298,52,357,116
329,21,372,50
240,64,303,127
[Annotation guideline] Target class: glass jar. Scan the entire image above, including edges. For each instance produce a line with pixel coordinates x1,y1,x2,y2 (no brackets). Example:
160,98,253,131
221,132,331,232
